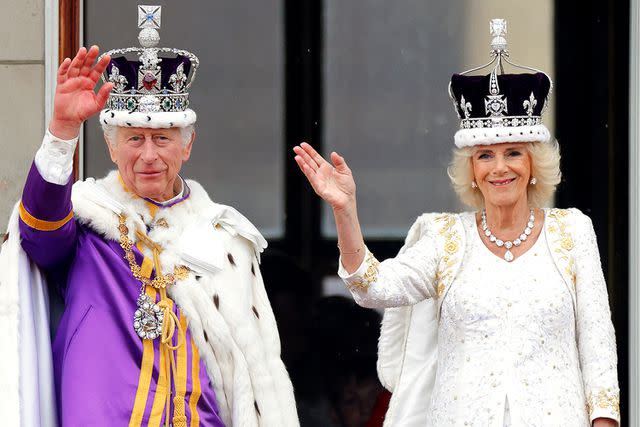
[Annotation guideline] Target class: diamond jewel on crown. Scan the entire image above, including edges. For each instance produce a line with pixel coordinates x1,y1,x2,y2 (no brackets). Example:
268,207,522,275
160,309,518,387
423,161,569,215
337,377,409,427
99,5,200,114
523,92,538,117
137,6,161,49
169,63,187,92
108,65,128,93
139,94,161,112
138,5,161,29
490,18,507,52
484,71,507,118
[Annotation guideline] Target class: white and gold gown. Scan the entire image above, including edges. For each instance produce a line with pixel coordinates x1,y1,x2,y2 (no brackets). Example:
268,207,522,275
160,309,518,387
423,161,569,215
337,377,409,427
339,210,620,427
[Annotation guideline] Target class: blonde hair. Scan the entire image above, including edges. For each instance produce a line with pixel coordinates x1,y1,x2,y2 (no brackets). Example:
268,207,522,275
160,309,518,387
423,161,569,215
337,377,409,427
447,140,562,209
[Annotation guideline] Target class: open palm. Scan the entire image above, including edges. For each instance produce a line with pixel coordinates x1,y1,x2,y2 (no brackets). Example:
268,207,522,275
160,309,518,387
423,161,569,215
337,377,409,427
52,46,113,129
293,142,356,211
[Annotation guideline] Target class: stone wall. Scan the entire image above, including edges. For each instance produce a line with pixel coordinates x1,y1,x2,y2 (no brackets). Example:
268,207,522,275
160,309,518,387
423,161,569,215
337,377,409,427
0,0,44,230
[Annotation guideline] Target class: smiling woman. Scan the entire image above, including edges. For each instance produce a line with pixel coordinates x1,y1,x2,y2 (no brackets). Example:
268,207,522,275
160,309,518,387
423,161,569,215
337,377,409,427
293,19,620,427
448,140,561,209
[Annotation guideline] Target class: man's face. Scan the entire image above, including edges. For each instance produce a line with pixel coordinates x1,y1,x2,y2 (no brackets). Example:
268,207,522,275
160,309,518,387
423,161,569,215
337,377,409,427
106,127,194,201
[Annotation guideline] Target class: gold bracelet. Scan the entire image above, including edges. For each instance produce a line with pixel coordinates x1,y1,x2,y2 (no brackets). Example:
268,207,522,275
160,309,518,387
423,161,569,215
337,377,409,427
337,243,362,255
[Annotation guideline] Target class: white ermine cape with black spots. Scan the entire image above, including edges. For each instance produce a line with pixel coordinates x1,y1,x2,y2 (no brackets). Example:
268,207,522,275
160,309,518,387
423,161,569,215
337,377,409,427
71,171,299,427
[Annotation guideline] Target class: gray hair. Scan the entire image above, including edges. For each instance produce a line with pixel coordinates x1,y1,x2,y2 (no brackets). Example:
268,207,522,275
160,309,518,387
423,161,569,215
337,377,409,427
101,123,195,147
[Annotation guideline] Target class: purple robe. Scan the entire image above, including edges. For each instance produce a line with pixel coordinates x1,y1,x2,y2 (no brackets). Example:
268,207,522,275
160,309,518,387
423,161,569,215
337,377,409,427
19,163,225,427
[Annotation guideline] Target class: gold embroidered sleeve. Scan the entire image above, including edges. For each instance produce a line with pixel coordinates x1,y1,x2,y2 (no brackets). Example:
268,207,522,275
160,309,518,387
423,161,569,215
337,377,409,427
568,209,620,424
346,251,380,292
337,228,440,309
586,388,620,422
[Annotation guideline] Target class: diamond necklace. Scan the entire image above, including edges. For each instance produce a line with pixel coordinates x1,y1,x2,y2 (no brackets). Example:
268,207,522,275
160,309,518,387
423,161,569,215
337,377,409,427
481,208,535,262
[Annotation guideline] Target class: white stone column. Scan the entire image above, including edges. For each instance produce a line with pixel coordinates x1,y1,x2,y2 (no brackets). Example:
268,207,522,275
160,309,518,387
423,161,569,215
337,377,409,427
0,0,45,227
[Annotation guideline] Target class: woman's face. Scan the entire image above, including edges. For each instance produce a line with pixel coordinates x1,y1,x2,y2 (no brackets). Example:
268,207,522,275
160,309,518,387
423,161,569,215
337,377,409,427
472,142,532,208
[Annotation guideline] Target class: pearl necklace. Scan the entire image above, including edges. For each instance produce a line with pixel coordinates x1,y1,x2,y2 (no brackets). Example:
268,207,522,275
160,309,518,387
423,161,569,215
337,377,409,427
481,208,535,262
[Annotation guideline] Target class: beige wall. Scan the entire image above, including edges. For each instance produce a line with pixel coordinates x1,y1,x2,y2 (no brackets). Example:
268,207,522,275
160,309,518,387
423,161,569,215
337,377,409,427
0,0,45,229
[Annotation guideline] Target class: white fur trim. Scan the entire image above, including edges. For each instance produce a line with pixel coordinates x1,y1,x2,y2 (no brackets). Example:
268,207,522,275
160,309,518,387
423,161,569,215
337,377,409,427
0,204,22,426
99,108,196,129
0,204,58,427
70,171,298,427
454,124,550,148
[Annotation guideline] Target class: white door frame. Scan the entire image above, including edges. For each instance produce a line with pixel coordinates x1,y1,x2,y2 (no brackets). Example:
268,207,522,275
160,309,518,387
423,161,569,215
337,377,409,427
44,1,58,126
44,1,85,179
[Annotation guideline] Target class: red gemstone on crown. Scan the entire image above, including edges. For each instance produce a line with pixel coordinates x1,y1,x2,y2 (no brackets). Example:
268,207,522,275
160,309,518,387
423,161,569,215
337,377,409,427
143,73,158,90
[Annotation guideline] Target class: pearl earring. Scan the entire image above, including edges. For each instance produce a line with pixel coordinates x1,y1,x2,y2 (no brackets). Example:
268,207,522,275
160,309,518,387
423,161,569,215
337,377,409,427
530,177,537,185
471,181,478,189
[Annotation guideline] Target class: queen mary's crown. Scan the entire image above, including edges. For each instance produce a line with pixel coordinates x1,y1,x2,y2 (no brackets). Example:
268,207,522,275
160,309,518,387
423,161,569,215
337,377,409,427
98,5,199,129
448,19,553,148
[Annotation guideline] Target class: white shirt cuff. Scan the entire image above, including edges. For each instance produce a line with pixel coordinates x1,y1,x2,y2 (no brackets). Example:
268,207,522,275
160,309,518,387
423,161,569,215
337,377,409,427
34,129,78,185
337,247,371,280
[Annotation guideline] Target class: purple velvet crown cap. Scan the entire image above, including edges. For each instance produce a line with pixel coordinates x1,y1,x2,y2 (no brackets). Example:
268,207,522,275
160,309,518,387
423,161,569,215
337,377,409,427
106,55,192,93
450,72,551,120
449,71,553,148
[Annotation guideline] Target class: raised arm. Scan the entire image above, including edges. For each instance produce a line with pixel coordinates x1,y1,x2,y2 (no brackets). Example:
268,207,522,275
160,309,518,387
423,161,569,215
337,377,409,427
293,142,365,272
49,46,113,140
19,46,113,268
293,143,439,308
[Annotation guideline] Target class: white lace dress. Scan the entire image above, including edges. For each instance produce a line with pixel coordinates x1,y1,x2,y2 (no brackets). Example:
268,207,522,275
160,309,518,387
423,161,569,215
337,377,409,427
339,210,619,426
437,221,583,426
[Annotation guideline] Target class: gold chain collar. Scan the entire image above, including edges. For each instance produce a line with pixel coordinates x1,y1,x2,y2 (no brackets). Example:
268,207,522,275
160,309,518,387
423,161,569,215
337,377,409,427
117,215,189,288
118,214,190,426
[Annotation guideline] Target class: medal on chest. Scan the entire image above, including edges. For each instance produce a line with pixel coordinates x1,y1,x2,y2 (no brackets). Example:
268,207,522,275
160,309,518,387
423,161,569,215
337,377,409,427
117,214,189,340
134,293,164,340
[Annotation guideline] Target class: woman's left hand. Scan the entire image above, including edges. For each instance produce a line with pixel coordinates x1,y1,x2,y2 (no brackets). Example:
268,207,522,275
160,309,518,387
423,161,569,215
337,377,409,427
593,418,617,427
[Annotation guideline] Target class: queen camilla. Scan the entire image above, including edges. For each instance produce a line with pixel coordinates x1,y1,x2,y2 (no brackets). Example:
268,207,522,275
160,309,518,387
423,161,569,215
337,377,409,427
293,19,620,427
